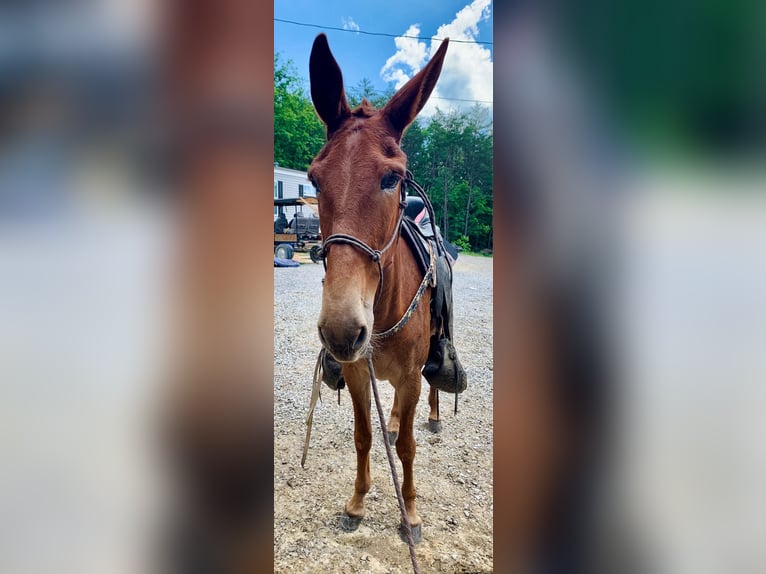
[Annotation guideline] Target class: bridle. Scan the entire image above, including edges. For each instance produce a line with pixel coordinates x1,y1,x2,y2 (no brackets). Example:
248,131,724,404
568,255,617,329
319,171,437,338
320,185,406,303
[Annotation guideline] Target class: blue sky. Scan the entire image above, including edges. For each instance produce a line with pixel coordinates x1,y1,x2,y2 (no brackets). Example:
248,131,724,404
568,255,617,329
274,0,493,117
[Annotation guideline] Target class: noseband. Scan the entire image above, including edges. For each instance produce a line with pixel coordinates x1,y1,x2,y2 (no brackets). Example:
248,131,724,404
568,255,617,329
320,171,436,338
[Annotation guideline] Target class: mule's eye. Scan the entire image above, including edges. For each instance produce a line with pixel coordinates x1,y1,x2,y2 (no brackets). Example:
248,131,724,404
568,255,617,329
381,172,401,191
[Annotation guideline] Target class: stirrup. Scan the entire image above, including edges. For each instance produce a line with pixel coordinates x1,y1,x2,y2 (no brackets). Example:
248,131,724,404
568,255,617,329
422,337,467,393
320,348,345,391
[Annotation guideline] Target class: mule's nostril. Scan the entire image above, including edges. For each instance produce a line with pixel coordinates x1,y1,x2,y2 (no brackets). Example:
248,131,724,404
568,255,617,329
352,326,368,351
317,326,326,346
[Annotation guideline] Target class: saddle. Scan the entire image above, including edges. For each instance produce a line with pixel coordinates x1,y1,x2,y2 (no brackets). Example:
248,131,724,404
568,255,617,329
320,194,467,397
400,197,467,395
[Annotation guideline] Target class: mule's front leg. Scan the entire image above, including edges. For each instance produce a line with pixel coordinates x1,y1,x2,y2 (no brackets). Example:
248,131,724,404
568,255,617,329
387,390,400,445
340,362,372,531
395,371,423,543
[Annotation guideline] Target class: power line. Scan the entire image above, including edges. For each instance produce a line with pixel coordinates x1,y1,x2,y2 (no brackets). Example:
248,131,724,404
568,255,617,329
274,17,493,46
433,95,493,105
349,88,492,106
275,17,493,106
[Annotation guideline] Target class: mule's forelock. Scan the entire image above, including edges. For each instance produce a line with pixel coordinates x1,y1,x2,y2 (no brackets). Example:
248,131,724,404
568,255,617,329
310,33,351,137
351,99,377,118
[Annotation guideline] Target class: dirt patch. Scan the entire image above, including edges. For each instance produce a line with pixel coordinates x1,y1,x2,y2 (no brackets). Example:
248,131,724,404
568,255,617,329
274,254,493,573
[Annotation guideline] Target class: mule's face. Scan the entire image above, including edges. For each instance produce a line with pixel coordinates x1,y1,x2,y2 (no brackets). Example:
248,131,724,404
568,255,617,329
309,109,408,361
309,33,448,363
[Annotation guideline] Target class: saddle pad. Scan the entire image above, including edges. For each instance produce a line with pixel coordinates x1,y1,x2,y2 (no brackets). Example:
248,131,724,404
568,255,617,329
401,217,434,278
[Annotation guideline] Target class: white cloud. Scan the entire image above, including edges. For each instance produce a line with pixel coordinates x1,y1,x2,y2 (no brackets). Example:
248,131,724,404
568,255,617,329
342,17,360,33
379,0,493,118
380,24,428,88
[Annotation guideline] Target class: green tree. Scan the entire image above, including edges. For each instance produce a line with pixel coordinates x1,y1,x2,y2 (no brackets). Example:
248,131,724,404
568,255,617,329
347,78,394,109
274,52,325,171
402,106,493,251
401,118,428,176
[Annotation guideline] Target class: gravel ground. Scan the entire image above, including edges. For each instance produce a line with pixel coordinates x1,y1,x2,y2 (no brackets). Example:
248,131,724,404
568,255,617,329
274,253,493,573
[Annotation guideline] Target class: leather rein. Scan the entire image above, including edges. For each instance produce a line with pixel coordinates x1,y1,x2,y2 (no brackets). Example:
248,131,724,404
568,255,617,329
319,171,436,339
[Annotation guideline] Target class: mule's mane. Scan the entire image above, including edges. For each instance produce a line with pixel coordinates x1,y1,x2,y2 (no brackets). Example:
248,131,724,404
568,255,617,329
351,98,377,118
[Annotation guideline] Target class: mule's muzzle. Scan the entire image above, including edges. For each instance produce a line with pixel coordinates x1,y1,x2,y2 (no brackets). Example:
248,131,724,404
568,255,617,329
317,323,369,363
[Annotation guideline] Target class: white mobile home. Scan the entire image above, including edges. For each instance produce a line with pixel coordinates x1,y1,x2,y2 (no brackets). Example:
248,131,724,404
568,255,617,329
274,164,316,220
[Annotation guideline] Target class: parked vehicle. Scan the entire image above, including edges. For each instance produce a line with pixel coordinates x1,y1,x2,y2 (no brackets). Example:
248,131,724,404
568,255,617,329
274,197,323,262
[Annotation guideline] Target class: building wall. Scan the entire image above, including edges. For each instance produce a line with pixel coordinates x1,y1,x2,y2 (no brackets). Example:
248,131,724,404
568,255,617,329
274,165,316,220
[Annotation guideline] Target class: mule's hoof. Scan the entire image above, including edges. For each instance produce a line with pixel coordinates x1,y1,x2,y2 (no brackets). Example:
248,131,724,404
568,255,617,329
399,522,422,544
428,418,443,434
387,430,398,445
339,513,362,532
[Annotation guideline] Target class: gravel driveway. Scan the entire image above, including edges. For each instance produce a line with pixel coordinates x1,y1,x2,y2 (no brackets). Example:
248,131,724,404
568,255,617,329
273,253,493,573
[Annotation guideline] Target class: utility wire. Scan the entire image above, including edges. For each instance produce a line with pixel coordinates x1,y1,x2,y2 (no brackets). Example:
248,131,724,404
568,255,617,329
275,17,494,105
433,95,493,105
350,90,492,106
275,17,493,46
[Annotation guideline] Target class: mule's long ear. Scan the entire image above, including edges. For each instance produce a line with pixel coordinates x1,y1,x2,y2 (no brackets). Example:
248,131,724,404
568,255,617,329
309,34,351,136
383,38,449,140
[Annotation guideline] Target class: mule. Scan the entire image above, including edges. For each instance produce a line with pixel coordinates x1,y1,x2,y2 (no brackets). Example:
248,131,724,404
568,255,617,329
308,33,451,542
